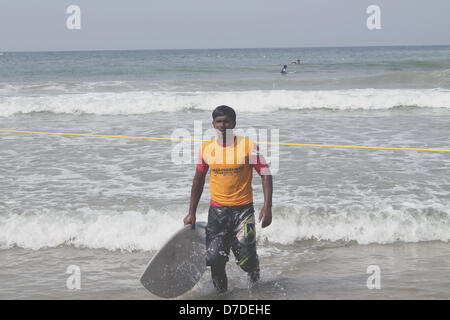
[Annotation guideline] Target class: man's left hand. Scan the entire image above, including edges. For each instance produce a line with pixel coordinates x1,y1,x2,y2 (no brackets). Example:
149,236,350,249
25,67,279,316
259,205,272,228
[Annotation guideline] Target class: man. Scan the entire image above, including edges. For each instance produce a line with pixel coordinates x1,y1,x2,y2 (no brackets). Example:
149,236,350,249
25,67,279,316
183,105,273,293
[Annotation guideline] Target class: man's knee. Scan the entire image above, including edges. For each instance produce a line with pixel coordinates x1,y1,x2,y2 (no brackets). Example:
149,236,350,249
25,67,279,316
206,248,229,268
237,254,259,273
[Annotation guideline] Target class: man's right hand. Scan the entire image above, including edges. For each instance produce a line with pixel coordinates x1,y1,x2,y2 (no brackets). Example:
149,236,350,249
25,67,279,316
183,213,196,228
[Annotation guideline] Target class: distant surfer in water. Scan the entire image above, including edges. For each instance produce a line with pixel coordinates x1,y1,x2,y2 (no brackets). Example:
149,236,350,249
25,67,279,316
184,105,273,293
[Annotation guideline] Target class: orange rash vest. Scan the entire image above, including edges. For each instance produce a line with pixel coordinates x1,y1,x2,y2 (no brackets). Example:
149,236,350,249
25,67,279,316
196,135,269,207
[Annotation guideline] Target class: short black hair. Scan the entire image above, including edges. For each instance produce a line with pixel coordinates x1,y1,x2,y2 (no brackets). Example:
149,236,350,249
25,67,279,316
212,105,236,122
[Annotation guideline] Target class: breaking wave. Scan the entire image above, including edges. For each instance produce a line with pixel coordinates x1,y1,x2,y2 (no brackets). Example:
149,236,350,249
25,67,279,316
0,88,450,117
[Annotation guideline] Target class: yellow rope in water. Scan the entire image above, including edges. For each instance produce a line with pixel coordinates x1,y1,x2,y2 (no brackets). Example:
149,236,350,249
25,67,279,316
1,129,449,153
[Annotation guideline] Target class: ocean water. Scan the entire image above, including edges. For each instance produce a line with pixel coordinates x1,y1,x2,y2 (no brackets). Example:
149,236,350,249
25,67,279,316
0,46,449,299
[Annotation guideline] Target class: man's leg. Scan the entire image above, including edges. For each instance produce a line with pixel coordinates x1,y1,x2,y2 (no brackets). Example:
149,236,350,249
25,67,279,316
206,206,232,293
231,204,260,285
210,263,227,293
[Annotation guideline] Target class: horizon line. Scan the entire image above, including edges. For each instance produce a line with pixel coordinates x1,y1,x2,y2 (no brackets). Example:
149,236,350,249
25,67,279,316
2,43,450,54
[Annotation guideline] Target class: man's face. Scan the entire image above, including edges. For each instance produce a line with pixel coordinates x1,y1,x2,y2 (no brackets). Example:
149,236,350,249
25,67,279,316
212,115,236,135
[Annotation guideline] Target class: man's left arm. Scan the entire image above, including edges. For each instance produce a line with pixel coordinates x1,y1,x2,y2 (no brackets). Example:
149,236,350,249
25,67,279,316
250,144,273,228
259,174,273,228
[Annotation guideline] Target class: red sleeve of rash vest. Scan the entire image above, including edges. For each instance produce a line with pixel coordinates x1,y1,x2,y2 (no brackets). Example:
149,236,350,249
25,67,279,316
250,144,270,175
196,148,209,173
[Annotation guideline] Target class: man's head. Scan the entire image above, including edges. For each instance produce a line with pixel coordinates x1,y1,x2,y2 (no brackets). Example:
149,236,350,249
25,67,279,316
212,105,236,134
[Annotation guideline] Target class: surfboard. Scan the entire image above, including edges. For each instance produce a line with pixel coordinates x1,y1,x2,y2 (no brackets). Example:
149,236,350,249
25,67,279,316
140,222,207,298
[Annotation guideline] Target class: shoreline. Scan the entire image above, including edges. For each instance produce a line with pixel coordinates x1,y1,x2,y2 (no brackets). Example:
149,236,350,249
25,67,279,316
1,240,448,300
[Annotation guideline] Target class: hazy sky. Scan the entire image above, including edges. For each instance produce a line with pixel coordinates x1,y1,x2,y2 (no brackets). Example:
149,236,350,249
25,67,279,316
1,0,449,51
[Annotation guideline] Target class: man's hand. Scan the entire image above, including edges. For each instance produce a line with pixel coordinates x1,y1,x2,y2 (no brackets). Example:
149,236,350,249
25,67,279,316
258,205,272,228
183,213,196,228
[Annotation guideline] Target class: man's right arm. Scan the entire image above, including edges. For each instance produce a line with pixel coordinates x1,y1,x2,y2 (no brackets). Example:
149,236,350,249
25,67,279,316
183,168,207,227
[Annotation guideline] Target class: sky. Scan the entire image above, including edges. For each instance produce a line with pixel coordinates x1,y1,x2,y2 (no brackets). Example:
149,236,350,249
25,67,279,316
1,0,449,52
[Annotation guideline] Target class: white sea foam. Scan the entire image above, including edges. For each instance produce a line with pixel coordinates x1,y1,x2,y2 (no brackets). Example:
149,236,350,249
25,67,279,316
0,203,448,251
260,203,450,245
1,89,449,117
0,208,207,252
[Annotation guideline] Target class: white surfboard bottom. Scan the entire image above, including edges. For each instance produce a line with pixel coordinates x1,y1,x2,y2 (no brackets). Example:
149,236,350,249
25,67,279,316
140,222,207,298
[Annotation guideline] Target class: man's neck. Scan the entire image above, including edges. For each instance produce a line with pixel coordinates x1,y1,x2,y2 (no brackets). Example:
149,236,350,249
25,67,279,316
217,134,235,147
